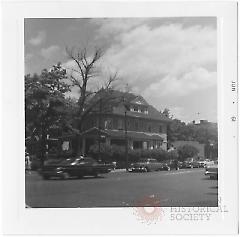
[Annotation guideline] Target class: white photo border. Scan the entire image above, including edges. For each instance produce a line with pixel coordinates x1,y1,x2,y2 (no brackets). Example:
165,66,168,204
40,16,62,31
1,1,238,235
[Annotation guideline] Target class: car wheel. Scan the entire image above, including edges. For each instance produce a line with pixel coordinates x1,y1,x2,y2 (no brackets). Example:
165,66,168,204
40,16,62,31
93,172,99,178
61,172,70,180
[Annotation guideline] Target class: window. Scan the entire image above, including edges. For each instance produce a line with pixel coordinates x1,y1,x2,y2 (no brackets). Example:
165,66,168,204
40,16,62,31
133,106,138,112
156,140,162,148
133,141,143,149
148,141,154,149
104,118,112,129
62,141,70,151
159,125,162,133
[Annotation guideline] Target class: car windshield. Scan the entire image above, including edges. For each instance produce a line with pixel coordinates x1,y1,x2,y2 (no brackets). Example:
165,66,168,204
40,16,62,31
59,158,78,165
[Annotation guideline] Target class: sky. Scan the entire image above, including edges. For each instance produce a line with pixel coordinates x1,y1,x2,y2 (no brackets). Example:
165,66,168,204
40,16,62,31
25,18,217,123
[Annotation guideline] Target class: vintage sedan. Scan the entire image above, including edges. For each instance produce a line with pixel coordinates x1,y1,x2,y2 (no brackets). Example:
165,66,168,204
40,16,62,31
198,160,206,168
205,160,218,179
40,156,112,180
131,158,163,172
159,163,171,171
165,160,182,170
192,161,200,168
181,161,193,169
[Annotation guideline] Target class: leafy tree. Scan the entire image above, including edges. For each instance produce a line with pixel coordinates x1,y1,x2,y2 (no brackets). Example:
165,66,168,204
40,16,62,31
25,63,72,165
167,110,218,157
177,145,199,161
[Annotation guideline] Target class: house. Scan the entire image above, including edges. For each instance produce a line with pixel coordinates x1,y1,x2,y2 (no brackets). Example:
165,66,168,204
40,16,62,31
80,90,171,155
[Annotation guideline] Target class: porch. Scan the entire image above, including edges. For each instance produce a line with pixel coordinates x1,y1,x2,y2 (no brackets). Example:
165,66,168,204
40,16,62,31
81,127,165,155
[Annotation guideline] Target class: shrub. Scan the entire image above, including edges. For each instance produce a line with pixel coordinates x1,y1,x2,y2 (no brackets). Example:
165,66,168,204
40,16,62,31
88,143,170,164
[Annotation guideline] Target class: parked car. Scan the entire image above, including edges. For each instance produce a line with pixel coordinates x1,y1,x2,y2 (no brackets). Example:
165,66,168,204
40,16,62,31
40,156,112,180
204,159,214,167
192,161,200,168
198,160,206,168
182,161,193,169
165,160,182,170
158,162,171,171
131,158,163,172
205,160,218,179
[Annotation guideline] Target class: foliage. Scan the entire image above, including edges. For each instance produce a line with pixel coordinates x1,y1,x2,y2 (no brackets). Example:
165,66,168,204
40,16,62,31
177,145,199,161
167,116,218,159
25,63,75,164
88,143,171,167
25,63,71,132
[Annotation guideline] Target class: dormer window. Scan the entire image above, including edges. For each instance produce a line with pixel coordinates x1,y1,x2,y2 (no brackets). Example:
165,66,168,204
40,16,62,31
133,106,138,112
130,104,148,114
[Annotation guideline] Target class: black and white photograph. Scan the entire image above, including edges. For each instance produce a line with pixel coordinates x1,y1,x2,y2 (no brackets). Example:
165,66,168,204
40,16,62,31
25,17,219,208
1,1,238,235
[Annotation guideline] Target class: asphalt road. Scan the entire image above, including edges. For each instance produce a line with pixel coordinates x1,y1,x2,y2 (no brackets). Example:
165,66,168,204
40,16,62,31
25,168,218,208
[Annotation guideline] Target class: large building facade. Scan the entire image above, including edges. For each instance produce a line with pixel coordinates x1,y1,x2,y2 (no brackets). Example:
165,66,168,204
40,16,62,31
80,90,171,155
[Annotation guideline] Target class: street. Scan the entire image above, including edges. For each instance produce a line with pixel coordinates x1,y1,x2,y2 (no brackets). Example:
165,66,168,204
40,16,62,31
26,168,218,208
